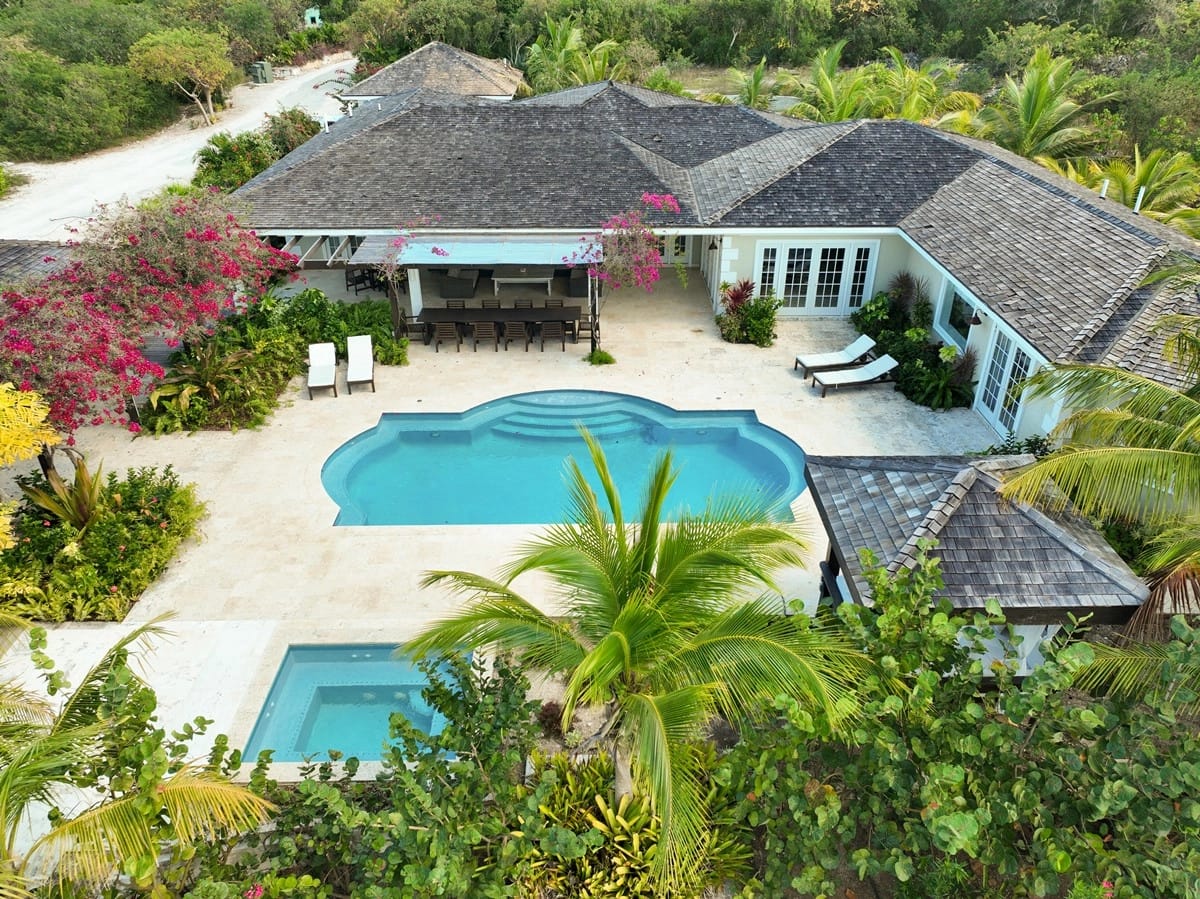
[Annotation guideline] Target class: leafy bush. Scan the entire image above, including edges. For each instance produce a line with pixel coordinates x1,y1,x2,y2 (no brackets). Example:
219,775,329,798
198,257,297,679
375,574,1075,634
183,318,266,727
0,465,205,621
716,279,781,347
724,545,1200,898
193,131,280,191
584,348,615,365
269,23,341,66
262,107,321,156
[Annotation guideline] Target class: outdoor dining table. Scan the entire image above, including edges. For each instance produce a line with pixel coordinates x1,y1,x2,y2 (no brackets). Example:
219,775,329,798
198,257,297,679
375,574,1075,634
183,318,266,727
415,305,582,342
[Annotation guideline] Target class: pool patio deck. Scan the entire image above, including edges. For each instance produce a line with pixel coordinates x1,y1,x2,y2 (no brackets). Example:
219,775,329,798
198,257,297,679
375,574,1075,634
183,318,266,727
3,273,997,757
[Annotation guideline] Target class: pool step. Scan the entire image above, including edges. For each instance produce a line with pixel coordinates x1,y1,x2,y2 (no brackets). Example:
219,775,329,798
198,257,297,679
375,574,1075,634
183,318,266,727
490,408,646,441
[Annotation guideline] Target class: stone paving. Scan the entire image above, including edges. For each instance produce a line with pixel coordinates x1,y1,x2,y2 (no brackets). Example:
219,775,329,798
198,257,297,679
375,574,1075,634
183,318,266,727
3,273,996,756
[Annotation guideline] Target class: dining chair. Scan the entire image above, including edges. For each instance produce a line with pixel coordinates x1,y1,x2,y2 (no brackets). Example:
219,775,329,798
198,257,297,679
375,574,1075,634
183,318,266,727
470,321,499,351
539,320,566,351
514,298,533,309
481,298,501,309
432,321,462,352
446,299,466,309
502,320,531,351
546,298,564,308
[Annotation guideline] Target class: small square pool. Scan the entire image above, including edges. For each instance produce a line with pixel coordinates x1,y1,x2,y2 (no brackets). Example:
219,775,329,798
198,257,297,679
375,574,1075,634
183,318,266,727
244,644,445,762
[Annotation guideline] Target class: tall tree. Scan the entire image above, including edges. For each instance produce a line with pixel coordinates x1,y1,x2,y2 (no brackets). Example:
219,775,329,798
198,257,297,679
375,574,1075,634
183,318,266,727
0,620,273,898
127,28,234,125
406,431,875,889
971,46,1107,161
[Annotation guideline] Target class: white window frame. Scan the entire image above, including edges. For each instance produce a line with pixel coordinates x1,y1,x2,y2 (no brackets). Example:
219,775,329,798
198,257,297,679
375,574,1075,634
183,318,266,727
977,328,1037,435
935,280,976,351
754,240,879,315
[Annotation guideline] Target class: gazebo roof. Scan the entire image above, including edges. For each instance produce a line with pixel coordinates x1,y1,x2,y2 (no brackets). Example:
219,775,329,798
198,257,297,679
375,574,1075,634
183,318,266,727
805,455,1147,624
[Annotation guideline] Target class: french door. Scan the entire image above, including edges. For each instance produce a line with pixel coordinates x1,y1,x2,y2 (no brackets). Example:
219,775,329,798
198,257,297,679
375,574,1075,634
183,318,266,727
978,332,1033,433
757,242,876,315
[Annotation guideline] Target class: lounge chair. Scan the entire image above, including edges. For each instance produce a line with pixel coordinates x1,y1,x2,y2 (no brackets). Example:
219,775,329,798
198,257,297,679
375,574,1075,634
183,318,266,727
470,321,498,351
346,334,375,393
812,354,898,397
502,320,531,351
432,322,461,352
794,334,876,378
307,342,337,399
539,320,566,351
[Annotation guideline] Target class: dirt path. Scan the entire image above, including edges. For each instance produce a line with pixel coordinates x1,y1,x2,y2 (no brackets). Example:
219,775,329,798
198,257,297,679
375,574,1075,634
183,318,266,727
0,55,355,242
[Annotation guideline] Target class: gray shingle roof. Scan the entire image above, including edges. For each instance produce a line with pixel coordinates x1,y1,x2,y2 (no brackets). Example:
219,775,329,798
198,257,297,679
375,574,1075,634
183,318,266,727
1096,283,1200,390
235,81,1200,383
0,240,67,286
805,455,1147,624
343,41,526,99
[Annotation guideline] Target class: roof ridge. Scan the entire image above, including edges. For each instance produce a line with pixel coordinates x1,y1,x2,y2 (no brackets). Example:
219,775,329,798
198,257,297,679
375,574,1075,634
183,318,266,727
615,135,698,216
705,120,863,225
885,466,977,577
1056,246,1170,363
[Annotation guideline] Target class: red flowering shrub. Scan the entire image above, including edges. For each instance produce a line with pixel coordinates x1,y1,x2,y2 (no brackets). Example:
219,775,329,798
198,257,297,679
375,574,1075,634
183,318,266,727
570,192,681,291
0,190,297,436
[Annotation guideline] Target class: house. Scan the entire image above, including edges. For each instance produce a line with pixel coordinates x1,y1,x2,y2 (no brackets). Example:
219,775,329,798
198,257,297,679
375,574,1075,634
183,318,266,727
804,454,1148,671
0,240,67,287
235,80,1200,438
342,42,527,102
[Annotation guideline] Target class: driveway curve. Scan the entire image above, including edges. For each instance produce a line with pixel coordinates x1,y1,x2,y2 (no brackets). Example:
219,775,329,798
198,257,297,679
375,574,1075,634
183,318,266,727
0,55,355,241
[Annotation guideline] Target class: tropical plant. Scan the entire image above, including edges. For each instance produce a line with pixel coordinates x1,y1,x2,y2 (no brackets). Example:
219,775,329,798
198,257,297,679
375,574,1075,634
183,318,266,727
873,47,981,129
193,131,280,192
999,313,1200,636
971,47,1109,161
780,41,878,122
405,431,875,888
0,621,273,898
523,16,586,93
20,456,105,531
729,57,777,111
0,384,57,469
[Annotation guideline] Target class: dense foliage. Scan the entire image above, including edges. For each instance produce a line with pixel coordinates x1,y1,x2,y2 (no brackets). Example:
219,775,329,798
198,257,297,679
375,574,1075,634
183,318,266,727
0,622,273,898
716,278,782,347
0,190,298,436
193,107,319,190
189,654,747,899
850,272,976,410
723,546,1200,898
139,291,407,435
0,464,205,621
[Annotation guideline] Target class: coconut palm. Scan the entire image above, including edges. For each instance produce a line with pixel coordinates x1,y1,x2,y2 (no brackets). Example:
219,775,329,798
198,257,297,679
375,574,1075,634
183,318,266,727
405,430,875,888
999,313,1200,637
728,57,777,111
779,41,878,122
571,38,626,85
0,619,273,898
1050,146,1200,219
873,47,981,130
523,16,586,93
1071,623,1200,717
972,46,1108,160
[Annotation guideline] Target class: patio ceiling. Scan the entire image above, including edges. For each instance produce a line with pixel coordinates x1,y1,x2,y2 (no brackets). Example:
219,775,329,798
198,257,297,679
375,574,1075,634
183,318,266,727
349,234,602,267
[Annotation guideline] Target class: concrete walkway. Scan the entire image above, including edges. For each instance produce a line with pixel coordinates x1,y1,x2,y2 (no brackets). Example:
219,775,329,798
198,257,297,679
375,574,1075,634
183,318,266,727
4,277,996,756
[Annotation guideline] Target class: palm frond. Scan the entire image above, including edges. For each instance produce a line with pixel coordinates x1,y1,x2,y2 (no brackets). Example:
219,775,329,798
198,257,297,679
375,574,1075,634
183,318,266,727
1126,522,1200,640
1071,639,1200,718
621,688,715,888
50,618,173,737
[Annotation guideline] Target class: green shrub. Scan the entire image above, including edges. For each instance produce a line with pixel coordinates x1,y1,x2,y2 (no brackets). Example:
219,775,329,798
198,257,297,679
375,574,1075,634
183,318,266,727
193,130,280,192
262,107,321,156
716,280,781,347
584,348,615,365
268,288,348,347
0,465,205,621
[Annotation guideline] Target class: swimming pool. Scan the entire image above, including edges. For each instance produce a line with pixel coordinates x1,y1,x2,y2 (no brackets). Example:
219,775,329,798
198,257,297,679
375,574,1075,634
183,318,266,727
321,390,807,525
244,645,445,762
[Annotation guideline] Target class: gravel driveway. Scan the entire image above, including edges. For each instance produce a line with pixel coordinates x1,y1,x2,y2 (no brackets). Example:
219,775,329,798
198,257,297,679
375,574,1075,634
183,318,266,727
0,55,355,242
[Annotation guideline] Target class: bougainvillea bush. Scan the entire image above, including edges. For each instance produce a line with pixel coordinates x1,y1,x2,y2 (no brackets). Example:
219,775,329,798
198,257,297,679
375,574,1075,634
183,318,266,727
0,190,297,438
0,465,205,621
570,192,680,292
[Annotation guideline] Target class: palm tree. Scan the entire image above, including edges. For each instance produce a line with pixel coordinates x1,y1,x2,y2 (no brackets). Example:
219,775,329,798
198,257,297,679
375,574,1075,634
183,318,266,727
523,16,586,93
971,46,1108,161
779,41,878,122
405,431,875,888
728,57,777,111
0,619,273,898
571,38,626,85
999,313,1200,637
872,47,980,130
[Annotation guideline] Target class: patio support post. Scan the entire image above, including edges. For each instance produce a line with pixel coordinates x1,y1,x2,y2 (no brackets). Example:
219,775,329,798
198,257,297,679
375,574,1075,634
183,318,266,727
589,272,599,354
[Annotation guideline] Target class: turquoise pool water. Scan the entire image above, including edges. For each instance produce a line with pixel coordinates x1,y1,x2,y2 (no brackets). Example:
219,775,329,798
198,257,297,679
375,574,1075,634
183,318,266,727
244,645,444,762
321,390,807,525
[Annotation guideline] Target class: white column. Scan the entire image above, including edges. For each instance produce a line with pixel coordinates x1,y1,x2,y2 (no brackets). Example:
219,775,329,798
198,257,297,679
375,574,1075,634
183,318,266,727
407,268,423,315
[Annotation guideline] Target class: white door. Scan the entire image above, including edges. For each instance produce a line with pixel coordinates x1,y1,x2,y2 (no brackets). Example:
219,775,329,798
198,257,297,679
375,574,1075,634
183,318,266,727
978,331,1033,433
658,235,688,264
758,243,875,315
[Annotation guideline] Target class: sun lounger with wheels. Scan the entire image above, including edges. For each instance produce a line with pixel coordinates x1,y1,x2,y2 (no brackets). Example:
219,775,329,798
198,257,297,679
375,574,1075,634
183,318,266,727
794,334,876,377
811,354,898,397
346,334,375,393
307,342,337,399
